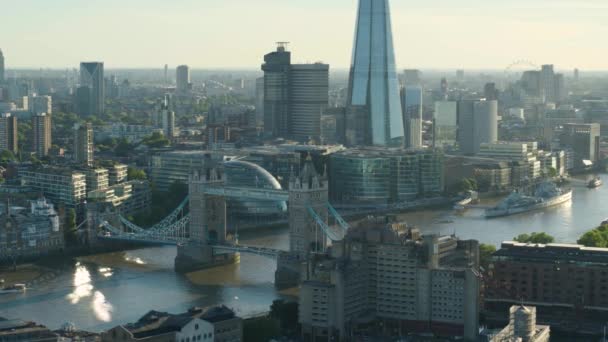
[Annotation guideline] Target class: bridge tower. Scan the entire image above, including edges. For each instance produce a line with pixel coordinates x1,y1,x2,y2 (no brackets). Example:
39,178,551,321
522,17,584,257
288,157,329,257
175,167,236,272
276,157,328,288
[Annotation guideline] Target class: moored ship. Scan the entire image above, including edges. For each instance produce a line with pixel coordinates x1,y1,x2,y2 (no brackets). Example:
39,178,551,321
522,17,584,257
486,182,572,218
588,177,603,189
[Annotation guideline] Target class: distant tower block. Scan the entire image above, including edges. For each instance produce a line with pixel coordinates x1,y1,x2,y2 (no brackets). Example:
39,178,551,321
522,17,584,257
288,158,328,257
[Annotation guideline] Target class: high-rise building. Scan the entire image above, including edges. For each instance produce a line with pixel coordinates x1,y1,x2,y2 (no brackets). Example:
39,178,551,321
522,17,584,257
0,49,4,83
403,69,422,86
262,43,291,138
74,123,94,167
156,94,176,138
540,64,556,103
79,62,105,116
574,68,580,81
255,77,264,126
32,113,51,157
346,0,404,147
434,101,458,148
0,113,17,153
457,100,498,155
176,65,191,93
484,82,498,101
289,64,329,142
164,64,168,85
402,86,423,148
559,123,600,168
261,44,329,141
456,69,465,83
29,94,52,115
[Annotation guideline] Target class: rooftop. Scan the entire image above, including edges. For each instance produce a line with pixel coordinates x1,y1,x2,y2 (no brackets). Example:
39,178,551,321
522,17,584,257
494,241,608,265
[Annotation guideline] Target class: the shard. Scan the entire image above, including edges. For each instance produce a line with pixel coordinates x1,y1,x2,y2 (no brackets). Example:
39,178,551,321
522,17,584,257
346,0,404,147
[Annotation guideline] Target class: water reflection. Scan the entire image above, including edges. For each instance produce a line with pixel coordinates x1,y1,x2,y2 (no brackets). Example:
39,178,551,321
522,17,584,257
92,291,113,322
65,263,113,323
67,264,93,304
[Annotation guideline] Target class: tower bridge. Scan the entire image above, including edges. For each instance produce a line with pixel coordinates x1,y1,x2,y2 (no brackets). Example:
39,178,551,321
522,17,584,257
97,159,348,287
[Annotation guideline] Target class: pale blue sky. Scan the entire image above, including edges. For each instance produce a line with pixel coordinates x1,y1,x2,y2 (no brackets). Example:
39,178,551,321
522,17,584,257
3,0,608,70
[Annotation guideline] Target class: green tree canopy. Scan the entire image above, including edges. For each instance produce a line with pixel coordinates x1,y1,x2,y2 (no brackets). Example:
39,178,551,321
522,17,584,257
578,225,608,247
513,232,555,244
128,167,147,181
479,244,497,269
0,150,16,163
142,132,170,148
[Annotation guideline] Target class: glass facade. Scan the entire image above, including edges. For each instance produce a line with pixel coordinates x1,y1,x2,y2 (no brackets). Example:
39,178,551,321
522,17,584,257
348,0,404,146
224,161,287,219
329,149,444,205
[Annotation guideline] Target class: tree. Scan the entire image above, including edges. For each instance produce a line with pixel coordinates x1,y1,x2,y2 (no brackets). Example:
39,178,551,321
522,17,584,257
547,167,558,178
0,150,16,163
114,138,135,157
128,167,147,181
270,300,299,333
142,132,170,148
514,232,555,244
578,225,608,247
479,244,497,269
63,208,78,246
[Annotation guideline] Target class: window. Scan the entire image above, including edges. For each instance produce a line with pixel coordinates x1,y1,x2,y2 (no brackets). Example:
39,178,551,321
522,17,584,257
195,324,199,330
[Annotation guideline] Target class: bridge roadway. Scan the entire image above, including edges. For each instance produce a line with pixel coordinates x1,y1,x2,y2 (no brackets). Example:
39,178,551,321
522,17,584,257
201,186,289,201
98,233,283,259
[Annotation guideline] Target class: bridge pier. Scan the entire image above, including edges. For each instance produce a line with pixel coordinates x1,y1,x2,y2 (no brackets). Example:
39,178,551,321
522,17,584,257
175,243,239,273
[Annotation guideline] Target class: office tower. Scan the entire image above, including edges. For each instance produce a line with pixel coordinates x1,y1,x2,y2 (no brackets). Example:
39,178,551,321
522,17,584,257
79,62,105,116
484,82,498,101
403,69,422,86
289,64,329,142
555,73,566,102
456,69,465,82
255,77,264,126
0,113,17,153
0,49,4,83
157,94,175,138
540,64,558,103
104,75,119,99
401,86,423,148
32,113,52,158
176,65,191,93
434,101,458,148
74,123,94,167
262,43,291,138
29,94,52,115
559,123,600,168
440,78,449,99
261,44,329,141
164,64,168,85
346,0,404,146
457,100,498,155
574,68,580,81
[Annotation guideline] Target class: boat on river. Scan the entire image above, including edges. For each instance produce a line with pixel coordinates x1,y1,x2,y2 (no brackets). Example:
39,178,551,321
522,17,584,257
486,182,572,218
0,284,27,294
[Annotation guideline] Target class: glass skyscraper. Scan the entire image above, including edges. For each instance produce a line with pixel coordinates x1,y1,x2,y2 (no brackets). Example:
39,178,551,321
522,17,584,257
79,62,105,116
346,0,404,147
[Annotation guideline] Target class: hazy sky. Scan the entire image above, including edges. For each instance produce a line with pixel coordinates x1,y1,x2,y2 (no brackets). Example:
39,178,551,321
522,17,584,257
3,0,608,70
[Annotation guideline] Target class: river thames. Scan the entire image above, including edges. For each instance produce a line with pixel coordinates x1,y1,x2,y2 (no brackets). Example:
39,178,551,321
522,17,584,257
0,175,606,332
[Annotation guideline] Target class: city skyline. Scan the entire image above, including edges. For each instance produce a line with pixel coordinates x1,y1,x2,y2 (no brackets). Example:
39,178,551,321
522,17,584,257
3,0,608,70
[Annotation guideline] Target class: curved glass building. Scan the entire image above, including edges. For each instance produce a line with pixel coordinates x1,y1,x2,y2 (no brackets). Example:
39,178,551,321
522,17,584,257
329,148,444,206
346,0,404,147
224,160,287,219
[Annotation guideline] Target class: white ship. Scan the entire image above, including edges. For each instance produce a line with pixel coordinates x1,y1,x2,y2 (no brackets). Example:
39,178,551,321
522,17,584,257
485,182,572,218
